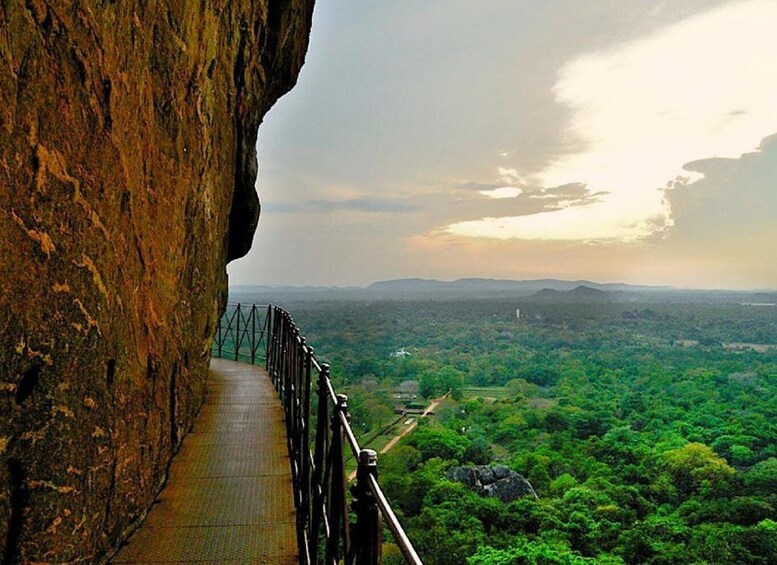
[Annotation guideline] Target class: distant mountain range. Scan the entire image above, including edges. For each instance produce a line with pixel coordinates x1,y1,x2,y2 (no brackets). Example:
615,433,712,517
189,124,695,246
527,285,612,301
230,278,777,304
367,278,672,293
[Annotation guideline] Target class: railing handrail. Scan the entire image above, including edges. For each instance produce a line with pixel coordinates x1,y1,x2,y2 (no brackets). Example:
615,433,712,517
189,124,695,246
212,303,423,565
368,475,423,565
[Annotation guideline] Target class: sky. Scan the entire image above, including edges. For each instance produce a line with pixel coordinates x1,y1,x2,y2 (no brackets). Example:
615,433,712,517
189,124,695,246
227,0,777,290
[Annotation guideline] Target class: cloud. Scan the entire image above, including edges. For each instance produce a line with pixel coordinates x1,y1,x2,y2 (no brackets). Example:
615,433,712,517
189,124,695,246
497,167,528,184
263,197,419,214
455,181,505,192
432,182,609,235
446,0,777,241
528,182,605,203
666,133,777,250
476,181,606,205
479,186,523,199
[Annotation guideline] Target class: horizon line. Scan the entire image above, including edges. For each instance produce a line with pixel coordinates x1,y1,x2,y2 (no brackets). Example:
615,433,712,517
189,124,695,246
228,277,777,294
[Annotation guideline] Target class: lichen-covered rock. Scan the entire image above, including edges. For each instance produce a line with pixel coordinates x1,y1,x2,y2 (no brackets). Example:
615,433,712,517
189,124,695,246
447,464,538,502
490,463,513,481
447,466,480,488
0,1,313,562
480,473,537,503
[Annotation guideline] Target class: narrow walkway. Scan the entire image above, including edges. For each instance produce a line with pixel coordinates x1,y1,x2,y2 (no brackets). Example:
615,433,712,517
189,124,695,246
112,359,297,564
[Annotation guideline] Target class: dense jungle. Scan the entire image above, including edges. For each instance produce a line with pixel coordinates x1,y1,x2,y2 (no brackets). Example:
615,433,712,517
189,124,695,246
268,296,777,564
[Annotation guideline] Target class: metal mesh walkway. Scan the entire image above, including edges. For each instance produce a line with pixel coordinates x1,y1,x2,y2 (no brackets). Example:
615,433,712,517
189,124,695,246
112,359,297,564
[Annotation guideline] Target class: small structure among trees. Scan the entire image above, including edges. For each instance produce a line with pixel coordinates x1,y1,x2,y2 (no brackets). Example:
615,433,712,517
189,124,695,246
394,380,420,400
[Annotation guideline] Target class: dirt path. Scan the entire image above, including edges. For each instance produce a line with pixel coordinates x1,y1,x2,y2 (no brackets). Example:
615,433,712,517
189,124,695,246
380,396,444,454
347,393,447,481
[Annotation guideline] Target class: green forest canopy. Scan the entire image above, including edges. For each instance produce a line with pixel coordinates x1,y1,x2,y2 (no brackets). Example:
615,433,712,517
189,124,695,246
274,299,777,564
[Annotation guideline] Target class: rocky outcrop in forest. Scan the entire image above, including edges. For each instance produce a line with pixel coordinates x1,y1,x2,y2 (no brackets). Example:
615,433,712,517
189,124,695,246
0,1,313,562
448,465,538,502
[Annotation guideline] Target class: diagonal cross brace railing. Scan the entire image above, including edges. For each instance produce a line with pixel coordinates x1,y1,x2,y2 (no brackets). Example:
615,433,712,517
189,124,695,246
212,304,423,565
211,303,269,365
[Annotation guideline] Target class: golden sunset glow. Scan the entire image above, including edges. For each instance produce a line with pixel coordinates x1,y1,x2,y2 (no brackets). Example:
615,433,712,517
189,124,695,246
446,1,777,242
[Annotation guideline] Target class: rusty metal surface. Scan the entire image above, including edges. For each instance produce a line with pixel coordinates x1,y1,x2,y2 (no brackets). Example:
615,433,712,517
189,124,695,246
111,359,297,564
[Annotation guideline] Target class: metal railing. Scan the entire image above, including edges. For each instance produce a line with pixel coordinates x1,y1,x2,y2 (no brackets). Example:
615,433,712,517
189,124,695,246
211,303,269,364
212,304,423,565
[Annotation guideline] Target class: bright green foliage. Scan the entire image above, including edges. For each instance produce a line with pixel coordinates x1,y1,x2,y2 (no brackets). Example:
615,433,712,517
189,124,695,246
660,442,735,497
407,425,472,461
550,473,578,496
286,300,777,564
420,366,465,399
468,538,615,564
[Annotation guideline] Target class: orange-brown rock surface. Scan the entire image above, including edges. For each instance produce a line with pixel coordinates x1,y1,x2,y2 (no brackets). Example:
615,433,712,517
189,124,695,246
0,1,313,562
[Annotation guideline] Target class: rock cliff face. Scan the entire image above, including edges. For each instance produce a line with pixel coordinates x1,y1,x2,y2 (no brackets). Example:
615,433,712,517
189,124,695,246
0,1,313,562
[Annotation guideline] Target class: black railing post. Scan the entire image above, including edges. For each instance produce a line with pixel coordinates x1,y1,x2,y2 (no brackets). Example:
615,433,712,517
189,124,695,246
298,343,313,564
234,303,241,361
250,304,257,365
310,362,330,565
350,449,381,565
265,307,272,372
265,306,273,368
326,393,350,564
278,309,284,389
270,306,280,386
